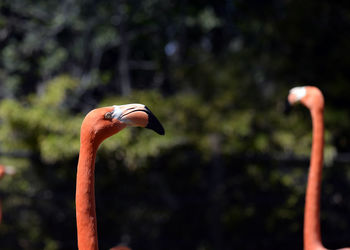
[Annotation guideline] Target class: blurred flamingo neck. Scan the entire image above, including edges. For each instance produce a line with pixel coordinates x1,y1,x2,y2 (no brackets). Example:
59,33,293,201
76,133,100,250
304,108,325,250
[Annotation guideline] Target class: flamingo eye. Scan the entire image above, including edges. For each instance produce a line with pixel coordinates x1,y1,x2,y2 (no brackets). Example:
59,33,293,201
104,112,113,120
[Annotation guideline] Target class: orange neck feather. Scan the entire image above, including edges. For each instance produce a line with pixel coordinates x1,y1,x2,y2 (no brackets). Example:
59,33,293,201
304,108,325,250
76,130,101,250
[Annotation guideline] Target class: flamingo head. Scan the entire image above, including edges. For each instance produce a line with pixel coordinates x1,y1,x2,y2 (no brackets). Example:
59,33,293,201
81,104,164,146
287,86,324,111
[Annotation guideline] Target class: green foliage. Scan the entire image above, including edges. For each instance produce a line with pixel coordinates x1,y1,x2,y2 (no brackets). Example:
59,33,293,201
0,75,81,163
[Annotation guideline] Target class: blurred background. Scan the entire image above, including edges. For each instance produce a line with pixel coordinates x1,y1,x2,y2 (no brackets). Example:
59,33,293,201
0,0,349,249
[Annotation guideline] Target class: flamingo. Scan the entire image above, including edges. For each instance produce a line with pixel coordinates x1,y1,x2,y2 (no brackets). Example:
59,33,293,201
76,104,164,250
287,86,350,250
0,164,15,224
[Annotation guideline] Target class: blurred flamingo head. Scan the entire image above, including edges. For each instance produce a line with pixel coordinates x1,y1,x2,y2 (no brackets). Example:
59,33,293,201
287,86,324,111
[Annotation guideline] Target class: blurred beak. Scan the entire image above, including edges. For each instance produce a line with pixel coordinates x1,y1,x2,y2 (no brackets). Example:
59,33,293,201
118,105,165,135
284,89,303,115
287,92,299,105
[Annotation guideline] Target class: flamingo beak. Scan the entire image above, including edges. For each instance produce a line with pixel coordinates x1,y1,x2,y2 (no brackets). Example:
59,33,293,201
115,105,165,135
285,86,307,115
144,106,165,135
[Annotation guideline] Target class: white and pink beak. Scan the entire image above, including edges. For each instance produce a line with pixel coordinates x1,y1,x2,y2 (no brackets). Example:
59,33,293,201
109,104,165,135
288,86,307,105
285,86,307,114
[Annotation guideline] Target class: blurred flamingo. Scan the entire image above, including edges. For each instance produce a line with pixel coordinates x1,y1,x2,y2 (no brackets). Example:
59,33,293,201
76,104,164,250
287,86,350,250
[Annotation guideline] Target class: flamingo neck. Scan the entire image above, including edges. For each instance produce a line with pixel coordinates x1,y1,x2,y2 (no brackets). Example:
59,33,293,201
76,135,100,250
304,108,325,250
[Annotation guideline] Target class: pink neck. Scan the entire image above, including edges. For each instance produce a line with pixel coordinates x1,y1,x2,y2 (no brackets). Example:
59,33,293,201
304,108,325,250
76,136,99,250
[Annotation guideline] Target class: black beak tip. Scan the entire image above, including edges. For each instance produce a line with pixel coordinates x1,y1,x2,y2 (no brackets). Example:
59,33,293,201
145,107,165,135
284,99,292,115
